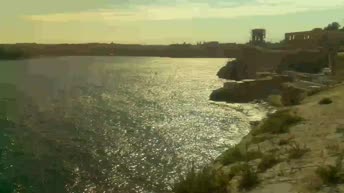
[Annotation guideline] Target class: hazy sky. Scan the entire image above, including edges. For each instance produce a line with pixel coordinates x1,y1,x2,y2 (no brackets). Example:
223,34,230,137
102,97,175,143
1,0,344,44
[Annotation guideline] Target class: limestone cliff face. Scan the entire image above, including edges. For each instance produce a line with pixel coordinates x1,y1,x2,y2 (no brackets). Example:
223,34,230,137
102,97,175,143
277,50,328,74
217,46,327,81
210,76,292,103
217,59,254,81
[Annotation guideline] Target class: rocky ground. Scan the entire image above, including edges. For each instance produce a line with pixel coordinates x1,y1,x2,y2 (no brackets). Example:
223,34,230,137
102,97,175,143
212,82,344,193
173,52,344,193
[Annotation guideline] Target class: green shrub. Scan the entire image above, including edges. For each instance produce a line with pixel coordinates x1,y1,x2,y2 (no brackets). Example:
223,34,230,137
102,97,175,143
257,154,281,172
278,138,292,146
228,163,248,179
336,127,344,134
316,155,344,185
220,146,262,165
220,146,242,165
252,110,304,135
319,98,333,105
251,135,270,144
238,165,259,191
288,143,310,159
173,167,227,193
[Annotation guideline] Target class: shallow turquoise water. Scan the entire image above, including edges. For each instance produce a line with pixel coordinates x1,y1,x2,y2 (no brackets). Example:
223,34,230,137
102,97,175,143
0,57,266,193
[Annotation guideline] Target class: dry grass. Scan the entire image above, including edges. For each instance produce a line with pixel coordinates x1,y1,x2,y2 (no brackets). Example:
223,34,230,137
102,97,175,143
257,154,281,172
316,155,344,185
220,145,263,165
278,135,294,146
238,164,260,191
288,142,310,159
318,98,333,105
251,135,270,144
173,166,227,193
325,142,341,156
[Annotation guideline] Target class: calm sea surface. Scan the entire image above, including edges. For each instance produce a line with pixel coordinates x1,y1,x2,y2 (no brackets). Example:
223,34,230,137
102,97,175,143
0,57,267,193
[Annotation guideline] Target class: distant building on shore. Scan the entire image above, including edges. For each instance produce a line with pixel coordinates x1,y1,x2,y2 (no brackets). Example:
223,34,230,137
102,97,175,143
200,41,220,48
285,28,344,48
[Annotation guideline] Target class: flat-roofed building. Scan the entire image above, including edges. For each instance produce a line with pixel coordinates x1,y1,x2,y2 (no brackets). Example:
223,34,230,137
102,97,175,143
285,28,344,48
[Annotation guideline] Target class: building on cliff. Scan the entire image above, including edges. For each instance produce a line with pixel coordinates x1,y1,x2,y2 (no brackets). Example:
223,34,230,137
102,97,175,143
285,28,344,49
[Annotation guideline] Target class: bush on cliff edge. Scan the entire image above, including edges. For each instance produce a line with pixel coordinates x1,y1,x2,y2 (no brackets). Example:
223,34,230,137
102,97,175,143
252,110,304,135
173,166,227,193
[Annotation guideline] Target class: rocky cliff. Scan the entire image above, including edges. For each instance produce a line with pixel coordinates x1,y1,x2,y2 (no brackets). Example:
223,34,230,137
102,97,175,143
175,83,344,193
217,46,328,81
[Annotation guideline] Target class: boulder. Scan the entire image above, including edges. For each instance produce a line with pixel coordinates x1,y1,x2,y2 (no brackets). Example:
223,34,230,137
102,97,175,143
210,76,291,103
281,83,307,106
209,87,232,102
217,59,240,80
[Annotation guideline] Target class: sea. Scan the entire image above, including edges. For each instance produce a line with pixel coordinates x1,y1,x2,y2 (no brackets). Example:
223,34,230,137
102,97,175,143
0,56,267,193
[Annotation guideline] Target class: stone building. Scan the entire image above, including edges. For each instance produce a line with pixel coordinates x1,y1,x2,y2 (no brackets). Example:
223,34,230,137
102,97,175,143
285,28,344,48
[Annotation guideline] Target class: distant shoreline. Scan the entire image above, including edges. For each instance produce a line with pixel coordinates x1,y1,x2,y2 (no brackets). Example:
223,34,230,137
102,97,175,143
0,43,248,60
0,55,231,61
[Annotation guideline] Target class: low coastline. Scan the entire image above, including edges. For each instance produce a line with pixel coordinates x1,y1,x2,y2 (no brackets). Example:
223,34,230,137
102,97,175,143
173,52,344,193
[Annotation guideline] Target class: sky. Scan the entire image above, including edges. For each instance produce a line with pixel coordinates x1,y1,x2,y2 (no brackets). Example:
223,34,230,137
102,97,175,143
1,0,344,44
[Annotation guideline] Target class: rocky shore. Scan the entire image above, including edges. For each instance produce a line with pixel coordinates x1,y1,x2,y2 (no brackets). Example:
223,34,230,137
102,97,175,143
173,51,344,193
209,83,344,193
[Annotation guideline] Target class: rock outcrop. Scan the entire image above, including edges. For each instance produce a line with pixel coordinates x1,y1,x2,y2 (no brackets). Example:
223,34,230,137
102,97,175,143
216,46,328,81
277,50,328,74
280,83,308,106
210,75,292,103
217,59,255,81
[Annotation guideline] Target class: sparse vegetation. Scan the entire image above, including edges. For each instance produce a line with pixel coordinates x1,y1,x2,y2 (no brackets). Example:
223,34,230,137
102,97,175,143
238,164,259,191
251,135,270,144
278,139,289,146
252,110,304,135
278,136,294,146
173,166,227,193
325,142,341,156
226,163,260,190
316,155,344,185
319,98,333,105
220,146,243,165
220,145,262,165
336,127,344,134
288,143,310,159
228,163,248,178
257,154,281,172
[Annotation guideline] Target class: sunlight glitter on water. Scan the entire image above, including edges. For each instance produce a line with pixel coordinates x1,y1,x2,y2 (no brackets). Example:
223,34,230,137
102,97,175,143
0,56,269,193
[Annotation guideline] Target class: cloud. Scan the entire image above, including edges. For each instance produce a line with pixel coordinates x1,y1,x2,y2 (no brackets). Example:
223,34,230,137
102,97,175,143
24,0,344,23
